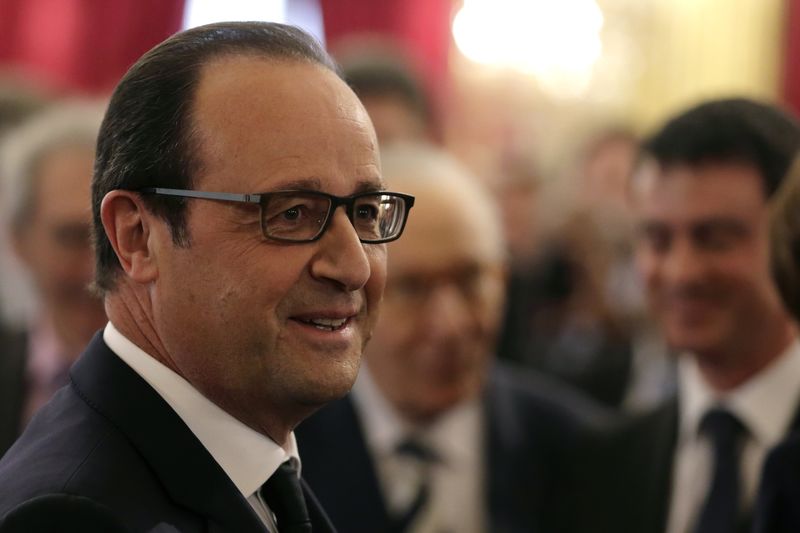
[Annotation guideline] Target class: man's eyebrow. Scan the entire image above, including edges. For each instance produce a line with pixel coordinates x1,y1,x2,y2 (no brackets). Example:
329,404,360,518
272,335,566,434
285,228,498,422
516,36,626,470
353,179,386,194
636,220,668,232
270,177,323,191
692,217,750,233
265,178,385,194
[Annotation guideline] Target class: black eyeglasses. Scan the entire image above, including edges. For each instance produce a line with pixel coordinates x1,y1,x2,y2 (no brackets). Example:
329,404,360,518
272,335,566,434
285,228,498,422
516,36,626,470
139,187,415,243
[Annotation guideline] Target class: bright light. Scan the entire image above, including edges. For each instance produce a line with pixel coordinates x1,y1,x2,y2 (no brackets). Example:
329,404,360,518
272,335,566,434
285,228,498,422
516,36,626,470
182,0,325,47
452,0,604,96
183,0,286,29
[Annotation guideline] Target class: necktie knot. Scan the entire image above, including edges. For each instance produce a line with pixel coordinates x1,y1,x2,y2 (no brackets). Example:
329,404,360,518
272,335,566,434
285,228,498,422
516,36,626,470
700,408,745,446
260,461,312,533
395,438,441,464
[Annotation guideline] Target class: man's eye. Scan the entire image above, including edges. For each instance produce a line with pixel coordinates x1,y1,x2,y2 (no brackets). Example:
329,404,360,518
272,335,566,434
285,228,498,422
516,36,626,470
696,229,741,251
637,226,671,253
694,222,748,251
282,206,303,221
355,204,379,220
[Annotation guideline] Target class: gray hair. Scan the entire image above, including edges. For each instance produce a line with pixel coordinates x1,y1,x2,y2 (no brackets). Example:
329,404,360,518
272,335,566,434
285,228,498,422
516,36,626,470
0,101,105,233
380,141,507,262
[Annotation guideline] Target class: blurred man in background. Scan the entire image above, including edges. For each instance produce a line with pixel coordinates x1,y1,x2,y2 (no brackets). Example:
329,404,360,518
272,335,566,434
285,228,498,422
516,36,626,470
297,143,604,533
0,102,107,456
573,98,800,533
342,53,434,146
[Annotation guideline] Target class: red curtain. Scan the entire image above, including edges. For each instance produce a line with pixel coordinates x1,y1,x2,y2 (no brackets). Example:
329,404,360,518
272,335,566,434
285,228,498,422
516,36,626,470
0,0,185,95
318,0,454,118
784,0,800,116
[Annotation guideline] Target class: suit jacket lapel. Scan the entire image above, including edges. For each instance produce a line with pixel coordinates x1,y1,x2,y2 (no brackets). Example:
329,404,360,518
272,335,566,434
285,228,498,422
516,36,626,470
70,333,266,533
296,395,389,532
301,479,336,533
484,367,543,532
0,329,27,455
624,397,678,533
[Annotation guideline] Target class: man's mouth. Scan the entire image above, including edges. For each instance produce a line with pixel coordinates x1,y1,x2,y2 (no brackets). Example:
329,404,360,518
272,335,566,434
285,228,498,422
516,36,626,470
295,317,350,331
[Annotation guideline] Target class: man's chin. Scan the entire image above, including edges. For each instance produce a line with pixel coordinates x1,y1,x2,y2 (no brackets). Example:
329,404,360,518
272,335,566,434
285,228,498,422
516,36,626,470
665,327,726,356
296,371,359,408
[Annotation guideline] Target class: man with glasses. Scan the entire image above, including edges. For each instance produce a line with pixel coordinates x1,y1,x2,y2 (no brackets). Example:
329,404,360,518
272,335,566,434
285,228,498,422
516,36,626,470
296,143,605,533
0,22,412,532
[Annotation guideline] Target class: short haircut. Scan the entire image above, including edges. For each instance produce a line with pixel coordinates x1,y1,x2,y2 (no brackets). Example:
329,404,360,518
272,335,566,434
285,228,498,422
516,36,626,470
92,22,340,293
640,98,800,197
0,101,105,234
770,156,800,320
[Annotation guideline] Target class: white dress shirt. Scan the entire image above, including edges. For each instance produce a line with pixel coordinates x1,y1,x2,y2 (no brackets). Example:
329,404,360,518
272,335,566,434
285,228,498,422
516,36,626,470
665,340,800,533
352,366,487,533
104,322,299,532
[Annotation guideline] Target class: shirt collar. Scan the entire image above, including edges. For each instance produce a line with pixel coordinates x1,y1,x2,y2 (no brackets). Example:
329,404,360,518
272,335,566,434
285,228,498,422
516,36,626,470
352,364,482,467
103,322,299,499
678,339,800,447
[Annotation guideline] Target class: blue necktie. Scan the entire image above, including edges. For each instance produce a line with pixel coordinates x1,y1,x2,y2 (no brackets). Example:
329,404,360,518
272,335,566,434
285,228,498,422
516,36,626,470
694,408,745,533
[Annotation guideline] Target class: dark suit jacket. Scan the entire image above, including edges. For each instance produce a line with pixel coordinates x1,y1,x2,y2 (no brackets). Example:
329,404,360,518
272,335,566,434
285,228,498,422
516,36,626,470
0,332,335,533
296,363,608,533
752,434,800,533
0,329,27,457
570,396,800,533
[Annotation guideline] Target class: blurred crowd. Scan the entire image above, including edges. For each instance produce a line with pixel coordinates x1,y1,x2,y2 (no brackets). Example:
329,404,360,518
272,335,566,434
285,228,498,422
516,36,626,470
2,27,800,533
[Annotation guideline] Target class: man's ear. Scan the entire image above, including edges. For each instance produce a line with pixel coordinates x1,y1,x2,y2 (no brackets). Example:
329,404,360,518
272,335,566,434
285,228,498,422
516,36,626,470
100,190,158,284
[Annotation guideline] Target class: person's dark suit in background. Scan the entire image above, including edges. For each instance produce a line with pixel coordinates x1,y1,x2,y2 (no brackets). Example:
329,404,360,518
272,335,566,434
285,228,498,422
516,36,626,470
0,21,415,532
0,103,108,456
751,155,800,532
297,143,606,533
571,98,800,533
0,328,25,456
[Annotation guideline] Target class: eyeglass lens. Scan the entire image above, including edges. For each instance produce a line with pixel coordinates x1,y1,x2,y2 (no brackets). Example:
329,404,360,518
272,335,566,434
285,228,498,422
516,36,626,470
261,192,406,242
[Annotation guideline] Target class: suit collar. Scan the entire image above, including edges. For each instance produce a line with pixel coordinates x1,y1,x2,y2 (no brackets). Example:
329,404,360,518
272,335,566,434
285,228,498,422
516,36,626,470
297,395,390,531
70,333,266,533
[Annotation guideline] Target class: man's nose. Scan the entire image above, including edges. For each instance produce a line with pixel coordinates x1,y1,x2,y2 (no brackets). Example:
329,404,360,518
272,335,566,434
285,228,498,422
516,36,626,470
309,208,372,291
662,239,705,285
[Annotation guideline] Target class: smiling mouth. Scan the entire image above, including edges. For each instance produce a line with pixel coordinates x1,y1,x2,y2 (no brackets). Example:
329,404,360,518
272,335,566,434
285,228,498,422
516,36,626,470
295,317,350,331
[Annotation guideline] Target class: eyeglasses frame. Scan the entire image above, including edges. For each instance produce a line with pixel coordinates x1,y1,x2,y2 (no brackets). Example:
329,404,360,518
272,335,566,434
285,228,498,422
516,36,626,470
138,187,415,243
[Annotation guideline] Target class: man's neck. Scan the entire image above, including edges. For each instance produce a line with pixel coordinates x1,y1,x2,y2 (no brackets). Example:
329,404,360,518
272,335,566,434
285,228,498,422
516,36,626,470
696,322,798,393
105,287,301,447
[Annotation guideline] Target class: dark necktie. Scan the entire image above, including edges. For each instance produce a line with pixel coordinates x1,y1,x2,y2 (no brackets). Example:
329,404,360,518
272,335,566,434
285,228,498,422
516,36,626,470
694,408,745,533
388,438,440,533
260,461,312,533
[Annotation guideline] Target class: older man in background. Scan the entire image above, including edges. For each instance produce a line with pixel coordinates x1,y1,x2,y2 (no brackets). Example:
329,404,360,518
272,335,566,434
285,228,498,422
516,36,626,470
297,143,604,533
0,103,107,456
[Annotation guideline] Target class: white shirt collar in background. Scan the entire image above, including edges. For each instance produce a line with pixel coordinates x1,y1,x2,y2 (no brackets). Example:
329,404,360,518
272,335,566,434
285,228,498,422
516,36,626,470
678,339,800,443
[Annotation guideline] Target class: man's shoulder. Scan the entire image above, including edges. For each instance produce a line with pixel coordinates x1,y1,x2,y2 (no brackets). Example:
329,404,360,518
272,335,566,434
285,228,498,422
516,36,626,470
0,385,138,505
0,383,181,530
486,362,614,431
0,493,131,533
